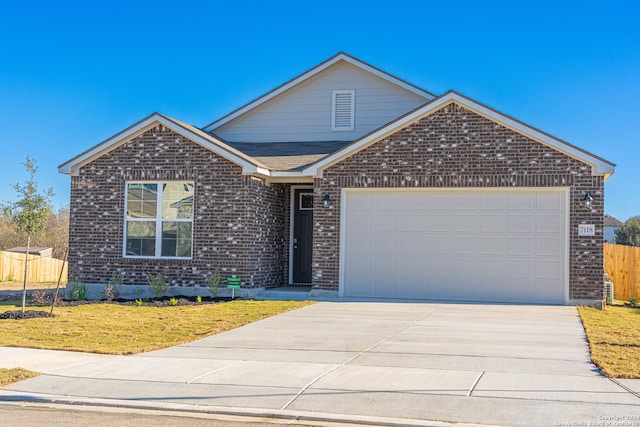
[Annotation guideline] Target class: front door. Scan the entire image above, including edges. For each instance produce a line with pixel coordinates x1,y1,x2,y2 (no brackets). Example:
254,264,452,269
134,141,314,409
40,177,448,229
292,188,313,284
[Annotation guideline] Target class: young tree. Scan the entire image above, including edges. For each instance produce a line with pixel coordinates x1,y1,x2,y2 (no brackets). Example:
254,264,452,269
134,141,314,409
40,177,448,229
615,216,640,247
3,156,54,313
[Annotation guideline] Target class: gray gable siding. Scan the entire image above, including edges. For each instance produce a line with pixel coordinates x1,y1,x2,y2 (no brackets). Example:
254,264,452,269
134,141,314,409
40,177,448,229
212,62,428,143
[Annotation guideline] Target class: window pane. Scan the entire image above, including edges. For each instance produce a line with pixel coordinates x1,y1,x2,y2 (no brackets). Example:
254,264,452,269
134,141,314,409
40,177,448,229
161,222,192,257
161,183,194,219
126,221,156,256
126,183,157,218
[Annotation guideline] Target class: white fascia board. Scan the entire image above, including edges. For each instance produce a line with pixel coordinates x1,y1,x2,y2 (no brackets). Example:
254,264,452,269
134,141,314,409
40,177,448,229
203,53,434,132
305,92,615,178
58,114,260,176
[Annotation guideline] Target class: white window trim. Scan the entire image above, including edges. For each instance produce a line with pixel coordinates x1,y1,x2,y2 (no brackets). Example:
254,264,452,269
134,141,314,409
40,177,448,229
123,181,194,260
331,90,355,131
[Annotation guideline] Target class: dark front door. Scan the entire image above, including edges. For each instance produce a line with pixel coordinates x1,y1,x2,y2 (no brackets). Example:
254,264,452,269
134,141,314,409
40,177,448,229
292,188,314,284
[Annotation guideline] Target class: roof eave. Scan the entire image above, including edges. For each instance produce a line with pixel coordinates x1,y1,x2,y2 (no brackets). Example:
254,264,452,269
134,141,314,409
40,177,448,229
58,113,264,176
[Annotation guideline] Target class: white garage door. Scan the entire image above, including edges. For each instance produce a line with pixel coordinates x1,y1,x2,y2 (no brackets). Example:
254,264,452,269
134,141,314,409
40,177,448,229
342,189,568,304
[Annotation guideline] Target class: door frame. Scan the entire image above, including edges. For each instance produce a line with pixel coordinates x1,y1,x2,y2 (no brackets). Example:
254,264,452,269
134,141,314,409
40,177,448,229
289,185,314,284
339,187,570,303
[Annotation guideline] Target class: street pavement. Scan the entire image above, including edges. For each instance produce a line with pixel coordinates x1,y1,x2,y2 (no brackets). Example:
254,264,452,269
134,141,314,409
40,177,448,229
1,301,639,426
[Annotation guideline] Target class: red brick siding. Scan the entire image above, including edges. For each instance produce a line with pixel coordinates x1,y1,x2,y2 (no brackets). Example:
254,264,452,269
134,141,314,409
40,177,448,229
313,103,604,301
68,125,287,288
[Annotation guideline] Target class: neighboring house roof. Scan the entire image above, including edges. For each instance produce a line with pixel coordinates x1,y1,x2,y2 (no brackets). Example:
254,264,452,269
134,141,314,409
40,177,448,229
203,52,436,132
604,214,624,227
5,247,53,257
302,91,616,179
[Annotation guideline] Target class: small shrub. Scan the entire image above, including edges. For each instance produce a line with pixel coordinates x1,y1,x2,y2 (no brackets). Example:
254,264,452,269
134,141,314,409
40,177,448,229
108,273,123,298
196,295,202,303
206,268,221,298
147,273,168,298
101,285,117,302
630,296,638,306
65,279,87,301
31,290,50,306
135,298,143,307
169,297,178,306
6,270,15,282
605,296,611,305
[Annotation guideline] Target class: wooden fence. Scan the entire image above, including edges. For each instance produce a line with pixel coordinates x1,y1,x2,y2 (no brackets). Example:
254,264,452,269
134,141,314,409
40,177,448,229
0,251,67,283
604,243,640,301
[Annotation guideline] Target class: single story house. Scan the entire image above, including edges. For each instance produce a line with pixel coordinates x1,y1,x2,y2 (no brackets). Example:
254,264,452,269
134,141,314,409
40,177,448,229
604,214,623,243
59,52,615,306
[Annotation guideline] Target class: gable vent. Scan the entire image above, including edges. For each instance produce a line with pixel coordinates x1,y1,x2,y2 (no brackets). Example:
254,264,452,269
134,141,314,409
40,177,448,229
332,90,355,131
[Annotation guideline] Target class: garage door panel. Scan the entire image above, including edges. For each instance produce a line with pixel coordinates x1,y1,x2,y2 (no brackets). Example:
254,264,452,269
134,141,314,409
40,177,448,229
507,237,533,256
451,237,479,255
373,235,394,252
536,192,565,211
536,215,562,233
536,237,562,257
508,215,533,233
480,192,507,210
347,213,371,232
536,260,562,279
398,214,423,233
480,215,505,233
423,236,451,254
508,193,534,210
479,237,504,255
348,277,371,296
374,213,397,231
454,215,479,232
373,194,397,210
396,235,425,253
505,259,533,278
374,254,396,278
348,234,371,252
343,190,567,304
424,213,455,231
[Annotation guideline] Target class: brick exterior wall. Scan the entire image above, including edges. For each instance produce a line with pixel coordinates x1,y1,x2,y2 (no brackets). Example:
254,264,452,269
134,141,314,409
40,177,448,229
68,125,288,288
312,103,605,301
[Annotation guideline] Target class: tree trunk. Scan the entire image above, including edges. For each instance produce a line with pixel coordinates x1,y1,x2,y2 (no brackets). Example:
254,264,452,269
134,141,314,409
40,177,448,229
21,234,30,314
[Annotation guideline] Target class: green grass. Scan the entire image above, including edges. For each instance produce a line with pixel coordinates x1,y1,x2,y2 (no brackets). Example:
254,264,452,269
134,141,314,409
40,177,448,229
578,304,640,378
0,300,313,355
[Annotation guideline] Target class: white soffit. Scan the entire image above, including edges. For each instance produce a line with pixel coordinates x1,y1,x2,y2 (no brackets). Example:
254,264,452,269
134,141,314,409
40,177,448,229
304,91,615,179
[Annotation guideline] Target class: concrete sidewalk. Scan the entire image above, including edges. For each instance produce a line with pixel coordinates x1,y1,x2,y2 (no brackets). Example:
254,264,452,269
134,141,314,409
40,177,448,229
1,302,639,426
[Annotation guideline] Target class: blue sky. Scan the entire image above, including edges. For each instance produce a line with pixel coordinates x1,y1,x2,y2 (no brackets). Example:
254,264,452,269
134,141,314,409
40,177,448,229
1,0,638,220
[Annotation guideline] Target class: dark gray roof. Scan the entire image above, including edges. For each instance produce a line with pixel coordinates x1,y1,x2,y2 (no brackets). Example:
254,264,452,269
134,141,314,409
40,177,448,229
604,214,624,227
225,141,352,171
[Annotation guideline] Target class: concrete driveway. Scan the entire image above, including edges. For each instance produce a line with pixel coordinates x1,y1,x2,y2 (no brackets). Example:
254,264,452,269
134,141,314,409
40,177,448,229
2,301,639,426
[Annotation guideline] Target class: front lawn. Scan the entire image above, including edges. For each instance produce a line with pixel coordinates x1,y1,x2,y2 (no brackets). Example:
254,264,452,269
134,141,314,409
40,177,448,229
578,305,640,378
0,300,312,355
0,368,38,386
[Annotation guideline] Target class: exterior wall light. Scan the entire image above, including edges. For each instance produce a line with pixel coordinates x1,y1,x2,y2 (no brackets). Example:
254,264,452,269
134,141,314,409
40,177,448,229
583,192,593,209
323,193,331,208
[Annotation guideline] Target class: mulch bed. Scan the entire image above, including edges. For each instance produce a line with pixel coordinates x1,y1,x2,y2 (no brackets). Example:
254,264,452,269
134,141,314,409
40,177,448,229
0,310,53,319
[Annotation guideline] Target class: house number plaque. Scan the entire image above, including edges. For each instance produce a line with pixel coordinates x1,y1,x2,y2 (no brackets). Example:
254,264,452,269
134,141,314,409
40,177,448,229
578,224,595,236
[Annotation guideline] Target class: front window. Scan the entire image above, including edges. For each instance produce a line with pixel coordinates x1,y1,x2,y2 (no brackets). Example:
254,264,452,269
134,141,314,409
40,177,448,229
124,182,194,258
